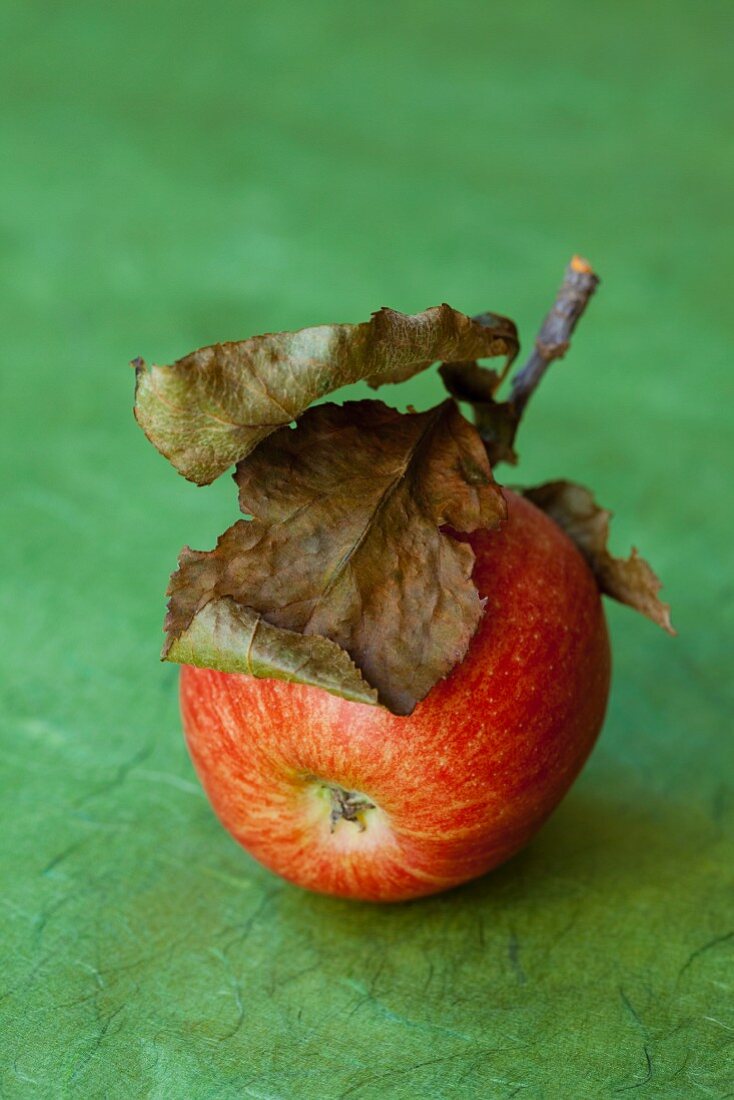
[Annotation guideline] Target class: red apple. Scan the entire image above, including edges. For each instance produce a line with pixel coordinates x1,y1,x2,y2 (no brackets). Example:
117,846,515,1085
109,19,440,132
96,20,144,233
180,489,611,902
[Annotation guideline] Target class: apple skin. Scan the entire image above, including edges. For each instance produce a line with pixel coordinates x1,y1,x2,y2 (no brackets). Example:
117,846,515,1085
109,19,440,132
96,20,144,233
180,490,611,903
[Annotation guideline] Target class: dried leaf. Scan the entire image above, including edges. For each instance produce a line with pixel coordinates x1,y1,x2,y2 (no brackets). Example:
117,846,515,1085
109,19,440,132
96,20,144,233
166,597,378,705
164,399,506,714
439,361,520,465
439,360,503,403
522,480,674,634
135,305,518,486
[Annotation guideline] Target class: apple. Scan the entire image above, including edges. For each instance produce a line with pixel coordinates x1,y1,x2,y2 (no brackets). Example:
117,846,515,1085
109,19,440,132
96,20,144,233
180,489,611,902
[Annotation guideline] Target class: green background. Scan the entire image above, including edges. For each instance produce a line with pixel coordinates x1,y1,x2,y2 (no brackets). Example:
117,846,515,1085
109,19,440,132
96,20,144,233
2,1,732,1096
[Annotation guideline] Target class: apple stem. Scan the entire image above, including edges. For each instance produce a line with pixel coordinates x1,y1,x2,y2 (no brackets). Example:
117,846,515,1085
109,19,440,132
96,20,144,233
509,255,600,415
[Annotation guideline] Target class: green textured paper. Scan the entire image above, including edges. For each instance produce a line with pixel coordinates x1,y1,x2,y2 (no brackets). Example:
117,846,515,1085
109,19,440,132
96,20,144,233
1,2,732,1096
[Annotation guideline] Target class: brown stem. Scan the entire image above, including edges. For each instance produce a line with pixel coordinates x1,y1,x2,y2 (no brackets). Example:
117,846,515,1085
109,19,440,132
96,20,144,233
509,255,600,415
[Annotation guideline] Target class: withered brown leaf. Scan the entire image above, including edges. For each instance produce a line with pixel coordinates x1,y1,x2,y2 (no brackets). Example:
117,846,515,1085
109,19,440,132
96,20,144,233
439,361,521,466
164,399,506,714
166,598,378,706
522,480,674,634
135,305,518,486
